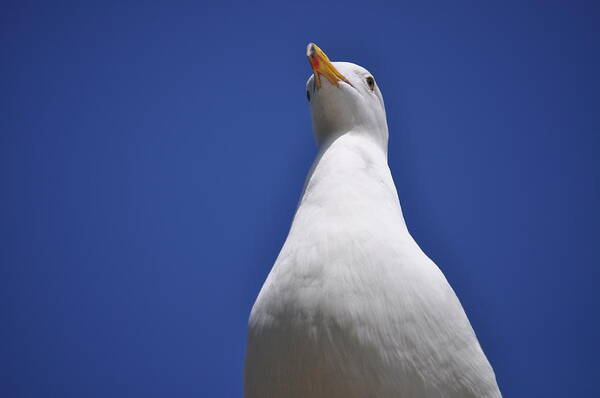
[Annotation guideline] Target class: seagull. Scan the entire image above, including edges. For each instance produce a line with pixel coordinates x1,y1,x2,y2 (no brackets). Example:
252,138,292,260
244,43,502,398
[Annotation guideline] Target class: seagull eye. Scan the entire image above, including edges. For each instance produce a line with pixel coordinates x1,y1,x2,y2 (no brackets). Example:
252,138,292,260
366,76,375,91
306,90,311,102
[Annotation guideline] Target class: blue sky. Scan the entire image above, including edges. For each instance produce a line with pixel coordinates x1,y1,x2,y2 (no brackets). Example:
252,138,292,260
2,1,599,397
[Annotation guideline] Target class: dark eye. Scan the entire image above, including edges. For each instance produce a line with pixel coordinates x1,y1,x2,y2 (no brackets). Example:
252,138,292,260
306,90,311,102
366,76,375,90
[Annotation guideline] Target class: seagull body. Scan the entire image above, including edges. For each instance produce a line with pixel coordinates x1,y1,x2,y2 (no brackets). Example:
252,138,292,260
244,44,501,398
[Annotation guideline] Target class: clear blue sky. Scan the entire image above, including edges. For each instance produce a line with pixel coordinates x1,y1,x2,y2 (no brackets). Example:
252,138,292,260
2,1,599,397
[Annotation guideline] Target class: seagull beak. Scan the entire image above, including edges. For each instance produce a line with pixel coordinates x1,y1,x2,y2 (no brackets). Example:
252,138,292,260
306,43,353,89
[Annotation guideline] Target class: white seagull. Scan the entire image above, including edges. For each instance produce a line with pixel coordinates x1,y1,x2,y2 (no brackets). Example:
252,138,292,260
244,43,501,398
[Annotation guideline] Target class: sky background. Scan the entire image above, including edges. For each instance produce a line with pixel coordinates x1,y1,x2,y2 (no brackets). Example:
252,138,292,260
2,1,599,397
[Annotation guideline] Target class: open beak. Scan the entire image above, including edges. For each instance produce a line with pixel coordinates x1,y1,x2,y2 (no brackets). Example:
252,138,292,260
307,43,353,89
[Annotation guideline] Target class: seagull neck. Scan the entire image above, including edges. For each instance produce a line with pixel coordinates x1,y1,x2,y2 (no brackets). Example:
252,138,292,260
295,131,406,228
316,127,388,157
314,130,389,170
300,131,398,202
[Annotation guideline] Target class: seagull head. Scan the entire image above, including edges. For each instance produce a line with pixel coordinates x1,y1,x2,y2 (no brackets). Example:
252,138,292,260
306,43,388,149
